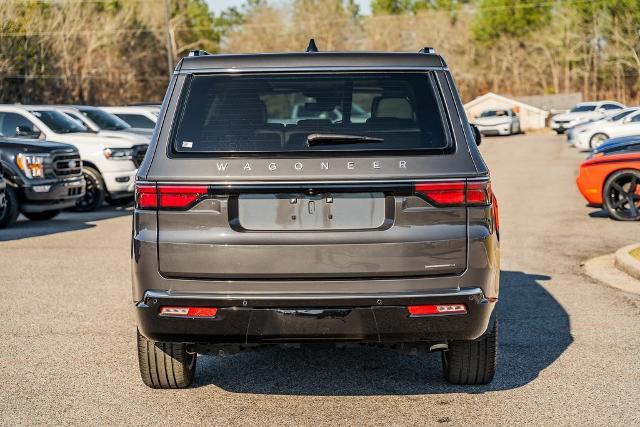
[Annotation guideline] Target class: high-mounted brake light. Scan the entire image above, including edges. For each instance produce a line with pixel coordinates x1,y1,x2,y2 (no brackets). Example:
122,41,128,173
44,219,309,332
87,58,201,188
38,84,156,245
414,180,492,206
407,304,467,316
135,184,207,210
159,306,218,318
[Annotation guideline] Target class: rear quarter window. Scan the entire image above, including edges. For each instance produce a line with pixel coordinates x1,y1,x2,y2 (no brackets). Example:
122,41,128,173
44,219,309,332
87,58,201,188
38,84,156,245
170,72,452,156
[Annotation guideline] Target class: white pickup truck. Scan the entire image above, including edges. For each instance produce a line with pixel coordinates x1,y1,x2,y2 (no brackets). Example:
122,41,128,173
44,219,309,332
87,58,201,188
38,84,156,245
0,105,147,210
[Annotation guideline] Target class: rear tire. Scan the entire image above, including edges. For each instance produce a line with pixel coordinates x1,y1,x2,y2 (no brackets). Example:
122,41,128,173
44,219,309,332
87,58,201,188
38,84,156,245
73,166,105,212
136,329,196,389
442,320,497,385
0,186,19,228
22,210,60,221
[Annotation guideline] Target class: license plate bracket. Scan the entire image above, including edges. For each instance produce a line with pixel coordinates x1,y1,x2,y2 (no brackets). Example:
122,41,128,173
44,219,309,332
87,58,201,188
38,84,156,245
237,192,386,231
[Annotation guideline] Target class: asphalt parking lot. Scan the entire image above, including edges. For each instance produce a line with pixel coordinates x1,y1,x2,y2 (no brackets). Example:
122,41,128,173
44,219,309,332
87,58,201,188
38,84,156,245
1,133,639,425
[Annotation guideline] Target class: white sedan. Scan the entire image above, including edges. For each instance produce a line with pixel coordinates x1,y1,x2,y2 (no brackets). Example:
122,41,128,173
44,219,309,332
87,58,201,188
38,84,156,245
572,108,640,151
472,109,521,136
550,101,624,134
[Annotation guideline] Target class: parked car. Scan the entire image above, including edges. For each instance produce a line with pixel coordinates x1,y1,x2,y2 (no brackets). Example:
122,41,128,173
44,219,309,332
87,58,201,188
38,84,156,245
471,109,521,136
589,135,640,158
576,148,640,220
0,137,85,228
101,106,159,130
0,105,147,211
132,47,500,388
551,101,624,134
54,105,153,138
570,108,640,151
566,108,637,148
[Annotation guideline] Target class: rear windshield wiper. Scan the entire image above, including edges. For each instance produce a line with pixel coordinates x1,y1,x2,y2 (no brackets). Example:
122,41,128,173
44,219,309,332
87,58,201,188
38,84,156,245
307,133,384,146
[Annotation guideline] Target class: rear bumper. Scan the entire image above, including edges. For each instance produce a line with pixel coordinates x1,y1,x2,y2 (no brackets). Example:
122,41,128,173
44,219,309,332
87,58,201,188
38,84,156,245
135,287,496,344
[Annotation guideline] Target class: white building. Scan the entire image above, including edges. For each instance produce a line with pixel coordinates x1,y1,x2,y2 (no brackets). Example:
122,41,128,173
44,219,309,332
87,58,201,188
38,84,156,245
464,92,549,130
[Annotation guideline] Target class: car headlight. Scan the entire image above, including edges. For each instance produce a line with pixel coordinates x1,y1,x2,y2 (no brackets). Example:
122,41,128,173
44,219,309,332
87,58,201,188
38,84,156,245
16,153,46,179
103,147,133,160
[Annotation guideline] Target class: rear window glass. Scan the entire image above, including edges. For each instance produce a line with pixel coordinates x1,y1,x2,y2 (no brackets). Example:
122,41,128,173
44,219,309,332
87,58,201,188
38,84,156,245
171,73,451,155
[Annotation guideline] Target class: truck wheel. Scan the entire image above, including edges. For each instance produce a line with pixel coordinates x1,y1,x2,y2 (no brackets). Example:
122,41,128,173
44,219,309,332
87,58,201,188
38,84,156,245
442,320,497,385
74,166,105,212
22,210,61,221
0,186,19,228
136,329,196,389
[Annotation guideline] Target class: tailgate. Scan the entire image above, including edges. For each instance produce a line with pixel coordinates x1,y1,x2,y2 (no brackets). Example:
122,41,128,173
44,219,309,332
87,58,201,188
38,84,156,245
157,182,467,279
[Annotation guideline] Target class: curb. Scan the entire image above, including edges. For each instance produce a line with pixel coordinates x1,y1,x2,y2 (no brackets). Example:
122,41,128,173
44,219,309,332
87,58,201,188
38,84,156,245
614,243,640,281
583,253,640,295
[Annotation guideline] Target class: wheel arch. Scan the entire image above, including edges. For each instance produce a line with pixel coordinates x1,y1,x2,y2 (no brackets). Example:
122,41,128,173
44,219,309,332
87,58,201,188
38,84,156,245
81,160,102,175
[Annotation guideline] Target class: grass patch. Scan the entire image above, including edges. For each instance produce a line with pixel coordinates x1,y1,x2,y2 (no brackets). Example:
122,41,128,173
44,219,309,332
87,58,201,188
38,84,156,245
630,247,640,262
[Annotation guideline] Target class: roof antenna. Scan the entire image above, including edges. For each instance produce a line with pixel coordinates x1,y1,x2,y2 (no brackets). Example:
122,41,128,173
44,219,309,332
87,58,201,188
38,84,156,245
306,38,318,53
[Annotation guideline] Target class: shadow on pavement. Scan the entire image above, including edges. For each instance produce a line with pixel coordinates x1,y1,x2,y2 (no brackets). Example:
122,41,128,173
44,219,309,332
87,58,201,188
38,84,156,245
195,270,572,395
0,205,132,241
588,209,611,219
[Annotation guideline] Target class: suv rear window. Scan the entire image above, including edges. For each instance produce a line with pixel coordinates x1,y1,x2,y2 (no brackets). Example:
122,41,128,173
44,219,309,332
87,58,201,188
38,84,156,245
172,73,451,155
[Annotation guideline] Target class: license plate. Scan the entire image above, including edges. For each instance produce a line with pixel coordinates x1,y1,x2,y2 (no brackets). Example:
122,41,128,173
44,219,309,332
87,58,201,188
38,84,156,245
237,192,386,231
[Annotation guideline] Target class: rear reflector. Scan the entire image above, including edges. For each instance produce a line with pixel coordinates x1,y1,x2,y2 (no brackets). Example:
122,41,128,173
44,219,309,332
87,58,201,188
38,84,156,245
407,304,467,316
159,306,218,318
135,184,208,210
414,180,492,206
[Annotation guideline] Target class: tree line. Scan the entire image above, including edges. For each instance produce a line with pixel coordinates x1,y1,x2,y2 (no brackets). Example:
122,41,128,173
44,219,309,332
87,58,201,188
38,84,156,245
1,0,640,105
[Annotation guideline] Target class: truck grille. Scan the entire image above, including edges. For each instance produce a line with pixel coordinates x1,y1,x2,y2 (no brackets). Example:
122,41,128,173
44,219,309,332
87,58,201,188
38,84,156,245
53,153,82,177
132,144,148,168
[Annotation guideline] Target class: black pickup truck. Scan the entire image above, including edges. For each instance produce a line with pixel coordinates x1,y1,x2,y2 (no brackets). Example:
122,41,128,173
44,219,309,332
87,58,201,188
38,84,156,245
0,137,85,228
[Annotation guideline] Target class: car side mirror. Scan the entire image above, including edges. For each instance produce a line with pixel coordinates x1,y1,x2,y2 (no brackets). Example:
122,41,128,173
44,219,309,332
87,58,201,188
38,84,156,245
470,124,481,146
15,125,41,138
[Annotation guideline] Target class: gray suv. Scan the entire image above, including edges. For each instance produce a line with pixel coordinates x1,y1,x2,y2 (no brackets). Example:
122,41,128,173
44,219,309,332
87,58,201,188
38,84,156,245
132,45,500,388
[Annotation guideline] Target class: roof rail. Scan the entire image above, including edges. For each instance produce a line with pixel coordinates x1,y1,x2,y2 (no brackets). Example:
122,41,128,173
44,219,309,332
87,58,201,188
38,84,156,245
188,49,210,57
306,39,319,53
419,47,435,54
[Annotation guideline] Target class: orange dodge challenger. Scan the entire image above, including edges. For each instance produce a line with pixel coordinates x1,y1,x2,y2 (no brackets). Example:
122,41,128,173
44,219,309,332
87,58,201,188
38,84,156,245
576,149,640,220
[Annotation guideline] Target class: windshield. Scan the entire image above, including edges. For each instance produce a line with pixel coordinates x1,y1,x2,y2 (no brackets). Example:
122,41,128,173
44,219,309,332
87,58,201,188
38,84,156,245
80,108,130,130
172,73,450,154
30,110,87,133
480,110,509,117
570,105,596,113
610,109,636,121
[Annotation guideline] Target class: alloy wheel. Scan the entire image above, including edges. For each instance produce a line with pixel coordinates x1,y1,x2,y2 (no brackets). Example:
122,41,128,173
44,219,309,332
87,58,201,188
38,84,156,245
606,172,640,220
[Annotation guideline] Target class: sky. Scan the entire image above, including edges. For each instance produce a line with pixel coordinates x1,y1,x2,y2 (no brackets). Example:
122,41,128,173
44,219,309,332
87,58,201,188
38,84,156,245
205,0,372,15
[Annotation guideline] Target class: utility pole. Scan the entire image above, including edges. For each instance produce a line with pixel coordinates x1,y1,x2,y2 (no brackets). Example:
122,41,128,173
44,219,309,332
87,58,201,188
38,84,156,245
163,0,174,76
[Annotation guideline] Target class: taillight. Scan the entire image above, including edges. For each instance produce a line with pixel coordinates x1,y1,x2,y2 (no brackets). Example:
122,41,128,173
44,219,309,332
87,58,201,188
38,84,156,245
407,304,467,316
414,182,465,205
492,192,500,236
135,183,157,209
158,185,208,209
414,180,492,206
135,183,207,210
